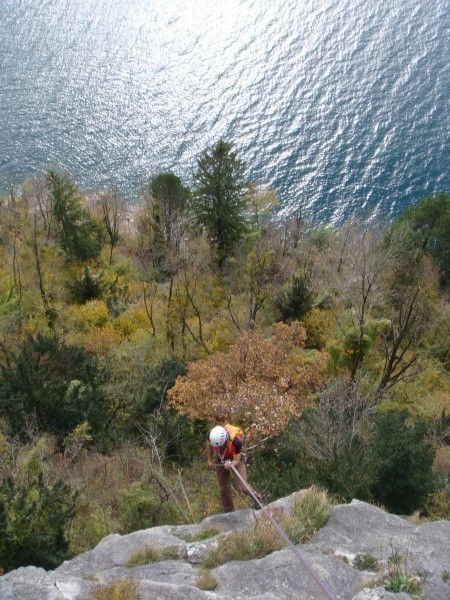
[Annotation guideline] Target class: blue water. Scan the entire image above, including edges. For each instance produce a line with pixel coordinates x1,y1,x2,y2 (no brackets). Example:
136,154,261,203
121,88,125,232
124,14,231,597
0,0,449,224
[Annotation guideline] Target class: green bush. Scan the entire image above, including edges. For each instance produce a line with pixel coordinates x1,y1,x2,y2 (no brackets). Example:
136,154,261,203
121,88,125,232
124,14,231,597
370,410,437,514
118,476,180,533
0,333,109,444
0,474,77,572
275,275,314,323
68,267,104,304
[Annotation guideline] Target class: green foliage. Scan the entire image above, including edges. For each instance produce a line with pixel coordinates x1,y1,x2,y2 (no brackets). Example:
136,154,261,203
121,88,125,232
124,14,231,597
68,267,104,304
0,172,447,562
0,474,77,572
149,172,190,258
111,354,206,463
354,553,378,571
311,443,374,503
275,275,314,323
384,547,421,596
47,170,103,263
0,333,109,443
192,140,248,268
302,308,331,350
370,410,437,514
422,486,450,521
307,227,332,251
260,380,376,503
384,573,420,594
118,476,180,533
69,495,114,556
249,434,313,502
397,191,450,286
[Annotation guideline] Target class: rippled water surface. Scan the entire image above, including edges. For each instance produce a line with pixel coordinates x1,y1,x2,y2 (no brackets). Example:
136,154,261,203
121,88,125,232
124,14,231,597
1,0,448,223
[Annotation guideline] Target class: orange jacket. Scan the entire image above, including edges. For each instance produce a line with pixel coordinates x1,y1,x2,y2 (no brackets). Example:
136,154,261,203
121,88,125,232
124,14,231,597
212,424,243,460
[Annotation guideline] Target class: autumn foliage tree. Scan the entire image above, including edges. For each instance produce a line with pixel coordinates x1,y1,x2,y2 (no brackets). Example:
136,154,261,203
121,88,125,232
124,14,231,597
168,321,328,442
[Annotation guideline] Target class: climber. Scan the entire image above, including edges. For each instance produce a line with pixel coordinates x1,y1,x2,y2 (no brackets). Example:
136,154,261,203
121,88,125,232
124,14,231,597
206,424,262,512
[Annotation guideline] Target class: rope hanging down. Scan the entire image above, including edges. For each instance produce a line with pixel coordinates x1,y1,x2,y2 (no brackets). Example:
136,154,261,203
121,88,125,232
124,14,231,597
227,461,337,600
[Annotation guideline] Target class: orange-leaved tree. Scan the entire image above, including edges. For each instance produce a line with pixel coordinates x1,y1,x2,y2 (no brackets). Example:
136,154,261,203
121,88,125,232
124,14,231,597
167,321,328,442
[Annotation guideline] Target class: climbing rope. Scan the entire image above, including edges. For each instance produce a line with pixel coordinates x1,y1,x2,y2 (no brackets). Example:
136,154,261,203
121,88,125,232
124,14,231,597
226,461,337,600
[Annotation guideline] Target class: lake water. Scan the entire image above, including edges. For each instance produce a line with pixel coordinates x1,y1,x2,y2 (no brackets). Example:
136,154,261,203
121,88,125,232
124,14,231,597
0,0,448,224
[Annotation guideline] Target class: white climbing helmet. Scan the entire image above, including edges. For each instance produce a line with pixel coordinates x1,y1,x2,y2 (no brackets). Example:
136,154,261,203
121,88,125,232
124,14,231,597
209,426,229,448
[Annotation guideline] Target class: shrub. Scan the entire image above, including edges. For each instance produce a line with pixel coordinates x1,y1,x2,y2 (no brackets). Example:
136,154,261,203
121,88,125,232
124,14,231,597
370,410,437,514
275,275,314,323
0,333,109,444
0,474,77,572
68,300,110,329
302,308,330,349
68,267,104,304
118,476,180,533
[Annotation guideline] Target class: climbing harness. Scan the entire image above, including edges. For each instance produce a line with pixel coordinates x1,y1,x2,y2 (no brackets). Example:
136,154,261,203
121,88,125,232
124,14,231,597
225,460,337,600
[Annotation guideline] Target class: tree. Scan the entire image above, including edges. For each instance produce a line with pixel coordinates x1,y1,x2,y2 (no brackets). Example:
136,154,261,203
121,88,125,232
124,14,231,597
397,191,450,287
149,173,190,254
0,474,76,571
95,187,127,264
46,171,102,263
192,140,249,268
370,410,436,514
168,321,328,442
0,334,108,443
292,379,377,501
275,274,314,323
374,229,439,398
334,228,389,380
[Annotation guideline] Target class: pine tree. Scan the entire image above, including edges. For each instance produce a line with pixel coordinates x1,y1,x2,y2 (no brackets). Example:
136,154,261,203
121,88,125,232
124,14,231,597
149,172,190,253
192,140,248,268
47,171,102,262
0,475,77,572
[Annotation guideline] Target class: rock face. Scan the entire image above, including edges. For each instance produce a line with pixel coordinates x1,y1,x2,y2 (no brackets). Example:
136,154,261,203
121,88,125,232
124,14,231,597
0,493,449,600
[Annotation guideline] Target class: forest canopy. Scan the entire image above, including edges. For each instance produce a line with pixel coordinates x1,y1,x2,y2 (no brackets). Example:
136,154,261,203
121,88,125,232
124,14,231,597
0,141,448,572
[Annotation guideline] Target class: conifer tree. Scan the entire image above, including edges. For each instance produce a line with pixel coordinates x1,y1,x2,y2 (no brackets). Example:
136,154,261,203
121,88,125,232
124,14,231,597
192,140,248,268
46,171,102,262
149,172,190,253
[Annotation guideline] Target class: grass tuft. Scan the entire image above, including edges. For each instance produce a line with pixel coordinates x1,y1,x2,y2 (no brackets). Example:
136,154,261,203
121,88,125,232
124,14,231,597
177,526,221,543
124,544,179,567
202,486,333,568
284,486,332,543
88,578,138,600
192,569,219,590
354,553,378,571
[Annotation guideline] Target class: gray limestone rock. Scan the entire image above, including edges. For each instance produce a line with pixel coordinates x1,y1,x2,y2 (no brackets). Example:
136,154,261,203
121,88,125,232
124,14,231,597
0,496,448,600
